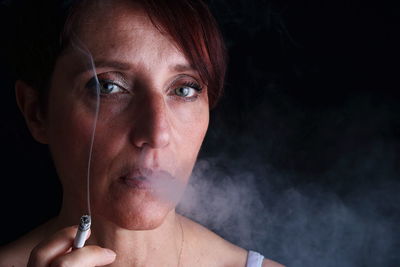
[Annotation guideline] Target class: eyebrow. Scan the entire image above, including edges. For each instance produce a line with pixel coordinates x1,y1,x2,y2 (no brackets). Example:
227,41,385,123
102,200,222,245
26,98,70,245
170,64,196,73
87,60,195,72
91,60,132,71
76,59,197,76
70,59,132,78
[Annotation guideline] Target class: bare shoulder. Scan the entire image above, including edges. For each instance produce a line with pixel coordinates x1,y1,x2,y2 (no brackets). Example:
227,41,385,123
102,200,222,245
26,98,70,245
0,238,31,267
0,221,53,267
179,215,247,267
179,215,284,267
262,258,286,267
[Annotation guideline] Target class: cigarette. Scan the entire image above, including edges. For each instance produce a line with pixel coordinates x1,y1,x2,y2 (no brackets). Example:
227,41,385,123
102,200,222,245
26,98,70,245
73,215,91,249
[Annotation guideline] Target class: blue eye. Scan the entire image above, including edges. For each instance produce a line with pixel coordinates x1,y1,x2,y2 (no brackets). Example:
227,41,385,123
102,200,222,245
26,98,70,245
86,77,126,96
98,81,124,94
175,86,196,97
174,82,202,99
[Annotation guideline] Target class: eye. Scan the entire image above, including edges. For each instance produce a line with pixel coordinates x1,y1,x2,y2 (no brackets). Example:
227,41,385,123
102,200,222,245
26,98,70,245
173,82,202,99
175,86,196,97
85,76,127,96
98,80,124,95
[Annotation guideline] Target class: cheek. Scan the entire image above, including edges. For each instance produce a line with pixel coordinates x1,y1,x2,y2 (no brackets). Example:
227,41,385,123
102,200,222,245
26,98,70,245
46,96,97,193
171,103,209,176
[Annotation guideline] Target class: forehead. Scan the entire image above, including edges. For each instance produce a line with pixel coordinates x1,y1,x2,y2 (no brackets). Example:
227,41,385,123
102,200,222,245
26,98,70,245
65,0,188,70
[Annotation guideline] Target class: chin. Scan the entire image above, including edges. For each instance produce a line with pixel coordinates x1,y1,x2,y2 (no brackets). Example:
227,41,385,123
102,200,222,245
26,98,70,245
93,188,177,230
105,205,174,230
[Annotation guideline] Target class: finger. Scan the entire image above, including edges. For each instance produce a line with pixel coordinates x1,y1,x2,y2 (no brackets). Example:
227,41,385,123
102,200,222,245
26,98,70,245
50,245,116,267
28,225,91,267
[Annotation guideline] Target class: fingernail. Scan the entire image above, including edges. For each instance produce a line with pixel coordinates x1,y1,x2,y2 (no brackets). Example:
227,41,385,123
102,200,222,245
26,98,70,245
104,248,116,258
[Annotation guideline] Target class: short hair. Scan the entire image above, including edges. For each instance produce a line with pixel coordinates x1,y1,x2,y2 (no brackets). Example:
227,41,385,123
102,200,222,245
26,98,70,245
4,0,227,108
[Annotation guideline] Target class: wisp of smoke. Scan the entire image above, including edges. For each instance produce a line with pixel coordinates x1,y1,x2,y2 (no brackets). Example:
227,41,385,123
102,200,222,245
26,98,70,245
178,142,400,266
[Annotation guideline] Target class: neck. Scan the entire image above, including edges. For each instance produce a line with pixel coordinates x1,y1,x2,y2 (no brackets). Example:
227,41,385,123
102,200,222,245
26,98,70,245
53,201,184,267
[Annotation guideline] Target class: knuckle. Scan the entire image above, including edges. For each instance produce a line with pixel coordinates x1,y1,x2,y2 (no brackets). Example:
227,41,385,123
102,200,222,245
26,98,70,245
50,258,71,267
60,225,78,236
28,246,46,265
85,246,115,261
91,246,105,254
85,245,101,253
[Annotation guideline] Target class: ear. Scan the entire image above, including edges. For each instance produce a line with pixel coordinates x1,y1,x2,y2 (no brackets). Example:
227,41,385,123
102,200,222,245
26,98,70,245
15,80,49,144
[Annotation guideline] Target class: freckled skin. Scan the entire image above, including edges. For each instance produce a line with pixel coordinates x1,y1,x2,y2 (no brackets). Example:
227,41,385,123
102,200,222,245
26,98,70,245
46,2,209,230
0,1,286,266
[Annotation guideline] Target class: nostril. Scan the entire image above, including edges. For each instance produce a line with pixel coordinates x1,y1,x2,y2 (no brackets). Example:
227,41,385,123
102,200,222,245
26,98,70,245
153,128,170,148
132,125,170,149
131,95,171,149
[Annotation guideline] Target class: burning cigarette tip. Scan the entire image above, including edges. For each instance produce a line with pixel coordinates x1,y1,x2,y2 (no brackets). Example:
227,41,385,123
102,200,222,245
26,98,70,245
73,215,91,248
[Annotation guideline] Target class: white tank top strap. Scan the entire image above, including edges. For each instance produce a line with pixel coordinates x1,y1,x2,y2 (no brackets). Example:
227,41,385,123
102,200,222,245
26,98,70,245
246,250,264,267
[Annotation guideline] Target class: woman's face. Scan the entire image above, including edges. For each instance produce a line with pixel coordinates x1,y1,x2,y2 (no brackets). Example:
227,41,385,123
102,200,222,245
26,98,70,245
43,1,209,229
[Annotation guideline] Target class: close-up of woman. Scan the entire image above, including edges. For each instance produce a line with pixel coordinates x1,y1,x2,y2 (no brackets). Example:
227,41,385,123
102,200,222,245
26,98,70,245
0,0,284,266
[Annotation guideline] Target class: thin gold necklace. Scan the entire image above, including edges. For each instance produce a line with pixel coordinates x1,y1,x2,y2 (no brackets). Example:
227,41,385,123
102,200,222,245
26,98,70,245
177,216,184,267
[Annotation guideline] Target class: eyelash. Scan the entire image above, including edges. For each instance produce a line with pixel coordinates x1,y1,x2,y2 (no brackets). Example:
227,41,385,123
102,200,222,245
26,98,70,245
85,77,126,96
182,81,202,91
85,77,203,101
175,81,203,101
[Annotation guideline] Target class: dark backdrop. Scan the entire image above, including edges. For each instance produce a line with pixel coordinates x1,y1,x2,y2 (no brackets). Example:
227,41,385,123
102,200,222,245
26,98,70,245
1,1,399,266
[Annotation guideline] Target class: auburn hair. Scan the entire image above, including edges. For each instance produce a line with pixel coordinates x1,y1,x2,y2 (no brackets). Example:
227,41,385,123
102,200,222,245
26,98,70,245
6,0,227,108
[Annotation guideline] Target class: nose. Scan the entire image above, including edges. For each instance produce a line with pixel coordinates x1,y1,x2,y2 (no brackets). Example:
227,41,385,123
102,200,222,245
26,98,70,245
130,92,171,149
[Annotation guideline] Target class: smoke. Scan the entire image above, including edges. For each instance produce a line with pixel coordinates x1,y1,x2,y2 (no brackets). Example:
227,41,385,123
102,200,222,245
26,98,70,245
178,159,265,249
174,2,400,265
177,140,400,266
0,1,398,266
175,89,400,267
66,35,101,217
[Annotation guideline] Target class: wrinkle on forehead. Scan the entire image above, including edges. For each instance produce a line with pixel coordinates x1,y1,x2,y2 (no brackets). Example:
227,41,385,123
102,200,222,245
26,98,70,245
70,0,169,45
64,0,187,71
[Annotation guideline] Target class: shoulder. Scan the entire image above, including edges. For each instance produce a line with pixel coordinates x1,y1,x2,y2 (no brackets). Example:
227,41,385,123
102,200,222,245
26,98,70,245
0,220,54,267
179,215,285,267
179,215,247,266
262,258,286,267
0,240,30,267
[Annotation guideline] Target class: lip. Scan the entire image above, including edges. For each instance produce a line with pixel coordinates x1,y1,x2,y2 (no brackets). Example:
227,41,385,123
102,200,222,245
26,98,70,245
119,168,175,190
121,176,153,189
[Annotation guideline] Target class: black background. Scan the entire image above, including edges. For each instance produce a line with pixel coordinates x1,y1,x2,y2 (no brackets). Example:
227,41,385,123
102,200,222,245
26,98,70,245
0,0,399,266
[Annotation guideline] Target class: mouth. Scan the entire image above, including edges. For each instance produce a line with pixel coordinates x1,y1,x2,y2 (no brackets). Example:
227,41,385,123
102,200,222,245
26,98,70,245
121,175,152,189
119,168,177,191
118,168,185,203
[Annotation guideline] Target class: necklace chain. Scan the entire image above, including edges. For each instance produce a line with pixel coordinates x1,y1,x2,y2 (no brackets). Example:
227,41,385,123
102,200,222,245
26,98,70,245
177,216,184,267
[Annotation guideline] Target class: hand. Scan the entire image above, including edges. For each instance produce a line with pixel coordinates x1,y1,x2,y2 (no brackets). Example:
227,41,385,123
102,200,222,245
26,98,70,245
27,225,116,267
